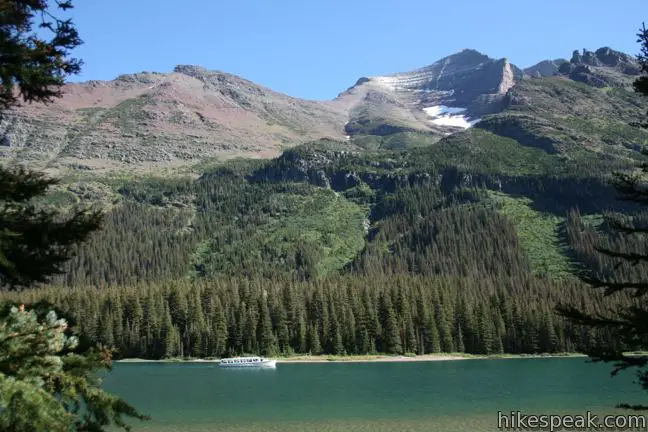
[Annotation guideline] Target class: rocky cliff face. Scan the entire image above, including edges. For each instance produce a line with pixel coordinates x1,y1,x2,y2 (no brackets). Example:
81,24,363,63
335,49,524,138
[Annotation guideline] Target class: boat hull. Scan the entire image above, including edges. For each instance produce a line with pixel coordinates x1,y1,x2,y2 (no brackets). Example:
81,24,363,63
218,359,276,368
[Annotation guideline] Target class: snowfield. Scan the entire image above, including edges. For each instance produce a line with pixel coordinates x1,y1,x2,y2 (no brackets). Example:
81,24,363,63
423,105,481,129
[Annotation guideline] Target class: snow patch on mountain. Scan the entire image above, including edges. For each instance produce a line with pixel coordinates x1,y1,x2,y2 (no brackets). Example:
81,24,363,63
423,105,481,129
423,106,467,116
372,76,408,91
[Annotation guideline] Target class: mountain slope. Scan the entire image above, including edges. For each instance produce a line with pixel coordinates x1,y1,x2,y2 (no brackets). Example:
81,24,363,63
0,66,347,171
476,47,647,168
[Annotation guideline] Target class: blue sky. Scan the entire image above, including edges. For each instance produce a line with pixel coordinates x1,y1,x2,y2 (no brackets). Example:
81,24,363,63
66,0,646,100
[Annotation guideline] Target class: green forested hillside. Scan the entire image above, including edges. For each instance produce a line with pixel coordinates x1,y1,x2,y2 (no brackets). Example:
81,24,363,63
4,137,644,359
4,63,648,359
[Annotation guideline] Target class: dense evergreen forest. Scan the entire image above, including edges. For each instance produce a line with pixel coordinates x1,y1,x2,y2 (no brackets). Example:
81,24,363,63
3,274,631,359
4,143,648,359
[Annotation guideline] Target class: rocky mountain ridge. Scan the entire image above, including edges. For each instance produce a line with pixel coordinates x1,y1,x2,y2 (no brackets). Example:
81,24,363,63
0,65,347,171
0,46,642,172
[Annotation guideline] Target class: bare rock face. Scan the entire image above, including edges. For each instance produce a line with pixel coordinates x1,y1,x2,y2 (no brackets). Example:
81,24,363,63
335,49,524,138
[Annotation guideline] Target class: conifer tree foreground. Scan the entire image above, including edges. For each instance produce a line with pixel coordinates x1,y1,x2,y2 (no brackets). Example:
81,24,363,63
558,23,648,410
0,1,147,430
0,0,102,290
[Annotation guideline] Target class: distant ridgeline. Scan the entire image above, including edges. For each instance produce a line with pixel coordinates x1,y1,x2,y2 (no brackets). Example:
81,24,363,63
2,46,648,358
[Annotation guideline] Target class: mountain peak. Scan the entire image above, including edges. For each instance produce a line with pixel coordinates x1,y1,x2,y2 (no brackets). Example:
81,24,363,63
457,48,487,56
173,64,211,77
427,48,491,69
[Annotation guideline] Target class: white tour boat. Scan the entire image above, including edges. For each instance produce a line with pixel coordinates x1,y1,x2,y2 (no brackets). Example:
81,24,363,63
218,356,276,368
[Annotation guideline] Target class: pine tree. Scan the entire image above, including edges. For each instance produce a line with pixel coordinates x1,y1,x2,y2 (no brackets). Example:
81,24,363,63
0,1,146,428
380,293,403,354
476,305,494,355
212,297,228,356
332,320,345,355
558,24,648,409
162,307,179,358
357,323,371,354
0,167,102,288
0,305,149,431
456,321,465,353
296,311,308,353
308,323,322,355
428,312,441,353
539,313,557,353
273,298,290,354
436,300,454,353
257,296,276,356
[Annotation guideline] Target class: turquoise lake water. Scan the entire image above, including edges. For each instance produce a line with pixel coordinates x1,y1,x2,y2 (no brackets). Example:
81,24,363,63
104,358,647,431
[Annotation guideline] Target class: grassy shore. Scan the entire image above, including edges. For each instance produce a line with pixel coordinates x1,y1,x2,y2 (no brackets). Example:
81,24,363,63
117,352,595,364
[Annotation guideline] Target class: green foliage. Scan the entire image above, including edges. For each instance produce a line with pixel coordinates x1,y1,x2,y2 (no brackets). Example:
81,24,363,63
188,156,267,177
488,192,573,278
33,189,80,207
0,305,148,431
0,167,102,288
116,175,194,207
0,0,82,111
418,128,567,176
193,185,367,279
48,143,641,288
103,95,154,132
354,131,441,150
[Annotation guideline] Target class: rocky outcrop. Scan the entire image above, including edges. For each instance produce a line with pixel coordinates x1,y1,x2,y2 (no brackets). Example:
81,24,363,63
557,47,641,88
497,60,518,94
570,47,637,70
565,65,610,88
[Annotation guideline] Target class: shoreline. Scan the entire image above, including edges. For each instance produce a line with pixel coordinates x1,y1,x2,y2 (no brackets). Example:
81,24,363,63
117,352,592,364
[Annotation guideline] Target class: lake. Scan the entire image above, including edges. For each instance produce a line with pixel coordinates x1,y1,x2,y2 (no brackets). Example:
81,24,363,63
104,358,646,431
